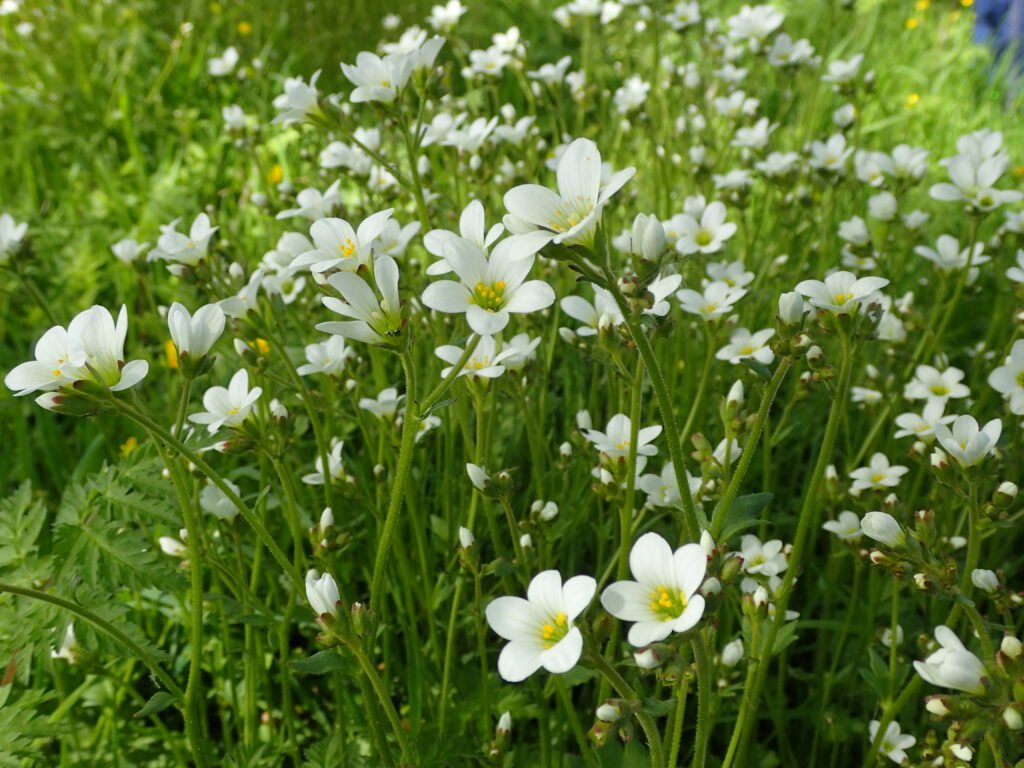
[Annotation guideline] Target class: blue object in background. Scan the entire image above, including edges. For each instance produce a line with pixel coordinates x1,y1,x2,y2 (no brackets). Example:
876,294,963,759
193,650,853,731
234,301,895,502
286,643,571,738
975,0,1024,69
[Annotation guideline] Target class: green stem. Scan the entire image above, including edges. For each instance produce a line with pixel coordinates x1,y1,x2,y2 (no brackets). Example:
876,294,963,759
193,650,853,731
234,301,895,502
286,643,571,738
587,650,665,768
419,335,481,416
619,356,645,578
554,677,597,767
665,673,689,768
723,334,855,768
112,399,303,588
690,633,713,768
349,643,417,765
370,349,419,612
679,321,715,445
603,270,704,539
710,358,793,538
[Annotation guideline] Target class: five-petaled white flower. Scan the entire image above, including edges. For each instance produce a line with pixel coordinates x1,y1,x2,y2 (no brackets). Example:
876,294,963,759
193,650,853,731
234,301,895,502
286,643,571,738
868,720,916,765
601,532,707,647
582,414,661,460
503,138,635,248
421,232,554,335
149,213,218,268
677,281,748,319
560,286,624,335
485,570,597,682
903,365,970,405
675,201,737,256
305,570,341,617
932,415,1001,467
822,510,862,541
795,270,888,314
292,210,394,275
849,453,909,494
189,369,262,434
716,328,775,365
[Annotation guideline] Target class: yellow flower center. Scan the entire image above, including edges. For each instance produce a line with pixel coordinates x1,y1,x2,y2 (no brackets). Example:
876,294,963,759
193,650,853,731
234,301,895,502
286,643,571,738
740,345,755,355
648,586,688,621
833,291,854,305
469,281,507,312
930,385,949,396
227,406,240,416
540,612,569,648
337,239,356,257
871,473,887,483
695,230,713,247
548,207,584,232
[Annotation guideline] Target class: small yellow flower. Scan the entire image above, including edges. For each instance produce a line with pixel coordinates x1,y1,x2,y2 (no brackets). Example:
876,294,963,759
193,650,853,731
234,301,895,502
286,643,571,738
1014,165,1024,177
905,93,920,108
237,20,253,35
268,164,283,184
165,339,179,369
119,436,139,458
960,0,973,6
915,0,930,9
255,338,270,355
905,17,919,29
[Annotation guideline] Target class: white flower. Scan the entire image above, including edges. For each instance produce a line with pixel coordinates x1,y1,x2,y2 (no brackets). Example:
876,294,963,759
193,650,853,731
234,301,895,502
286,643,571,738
727,4,784,46
291,210,394,275
428,0,467,29
159,537,187,558
867,192,897,222
677,281,747,319
778,292,805,325
808,134,853,173
732,118,775,150
272,70,321,126
822,510,862,541
913,626,986,694
707,260,755,289
665,1,701,30
276,180,343,221
932,415,1001,467
496,711,512,735
469,46,511,76
421,233,554,335
111,238,149,265
5,305,149,401
894,401,955,441
316,255,404,345
582,414,661,460
1007,250,1024,283
503,138,635,248
0,212,27,260
305,570,341,617
167,302,225,361
637,464,701,508
458,526,475,548
601,532,707,646
359,387,404,419
613,75,650,114
849,453,909,493
189,369,262,434
303,440,345,485
988,340,1024,414
485,570,597,682
903,365,970,404
795,270,888,314
149,213,218,267
466,463,490,491
560,286,623,335
208,46,239,77
436,335,515,379
500,332,541,371
915,234,987,272
200,480,240,521
756,151,801,176
222,104,247,130
822,54,863,84
297,336,355,377
52,623,80,664
930,154,1022,211
342,51,414,103
675,202,737,255
971,569,999,593
526,56,573,85
740,535,788,577
424,200,505,276
868,720,915,765
716,328,775,365
860,511,905,548
219,270,264,319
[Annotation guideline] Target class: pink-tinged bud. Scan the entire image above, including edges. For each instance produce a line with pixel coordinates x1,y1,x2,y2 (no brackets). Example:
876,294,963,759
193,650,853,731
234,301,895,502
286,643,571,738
634,647,663,670
925,696,950,717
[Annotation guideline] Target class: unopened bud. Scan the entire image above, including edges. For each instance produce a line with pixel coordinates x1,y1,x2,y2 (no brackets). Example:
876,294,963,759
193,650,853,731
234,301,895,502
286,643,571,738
1001,635,1023,659
971,569,999,593
1002,706,1023,731
595,702,622,722
458,526,475,549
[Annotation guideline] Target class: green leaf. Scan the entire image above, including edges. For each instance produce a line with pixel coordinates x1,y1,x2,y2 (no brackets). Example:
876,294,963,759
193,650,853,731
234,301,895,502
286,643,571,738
134,691,176,719
720,492,773,543
291,651,352,675
0,483,47,572
639,697,677,717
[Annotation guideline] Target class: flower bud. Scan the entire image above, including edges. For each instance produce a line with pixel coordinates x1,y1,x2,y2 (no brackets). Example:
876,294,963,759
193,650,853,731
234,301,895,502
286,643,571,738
305,570,340,617
778,291,805,326
861,511,906,548
1001,635,1023,659
466,463,490,491
630,213,666,261
559,441,573,457
319,507,334,532
700,577,722,597
700,530,716,554
1002,706,1023,731
726,380,744,408
519,533,533,549
595,702,622,723
925,696,951,717
458,526,475,549
634,647,663,669
971,569,999,593
722,638,744,667
496,711,512,736
994,481,1018,508
540,501,559,521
